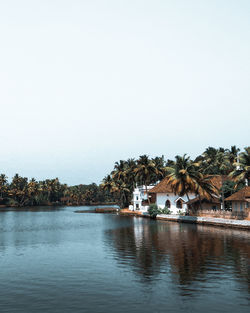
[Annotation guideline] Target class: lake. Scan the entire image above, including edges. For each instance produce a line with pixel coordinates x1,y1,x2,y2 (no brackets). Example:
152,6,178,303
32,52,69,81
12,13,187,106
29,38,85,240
0,206,249,313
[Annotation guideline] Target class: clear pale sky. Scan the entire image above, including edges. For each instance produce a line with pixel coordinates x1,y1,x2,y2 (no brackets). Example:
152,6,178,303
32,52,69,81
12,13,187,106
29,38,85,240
0,0,249,185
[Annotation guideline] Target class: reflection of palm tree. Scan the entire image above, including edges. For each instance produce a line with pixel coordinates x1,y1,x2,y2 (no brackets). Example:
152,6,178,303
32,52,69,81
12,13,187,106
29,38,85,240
105,218,250,290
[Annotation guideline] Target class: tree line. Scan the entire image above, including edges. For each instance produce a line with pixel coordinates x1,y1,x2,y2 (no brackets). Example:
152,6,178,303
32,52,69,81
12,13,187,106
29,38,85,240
0,175,114,207
101,146,250,208
0,146,249,208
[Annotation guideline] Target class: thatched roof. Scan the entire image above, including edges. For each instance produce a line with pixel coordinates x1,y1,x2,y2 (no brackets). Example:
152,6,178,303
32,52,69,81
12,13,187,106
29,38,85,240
225,186,250,202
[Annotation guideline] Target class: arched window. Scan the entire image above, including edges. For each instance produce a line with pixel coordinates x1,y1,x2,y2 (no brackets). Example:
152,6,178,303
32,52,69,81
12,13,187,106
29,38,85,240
165,200,171,208
176,199,182,209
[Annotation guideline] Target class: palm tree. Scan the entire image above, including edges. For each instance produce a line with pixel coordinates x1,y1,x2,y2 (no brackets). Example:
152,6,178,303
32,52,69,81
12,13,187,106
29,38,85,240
151,156,165,182
226,145,240,168
229,147,250,187
134,155,158,203
101,175,114,193
165,155,200,205
198,147,231,175
0,174,8,199
124,158,137,190
112,160,127,182
194,175,219,210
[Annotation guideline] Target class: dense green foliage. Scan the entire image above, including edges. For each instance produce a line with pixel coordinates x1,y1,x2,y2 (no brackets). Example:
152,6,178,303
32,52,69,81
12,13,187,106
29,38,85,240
102,146,250,208
148,204,160,218
0,175,113,207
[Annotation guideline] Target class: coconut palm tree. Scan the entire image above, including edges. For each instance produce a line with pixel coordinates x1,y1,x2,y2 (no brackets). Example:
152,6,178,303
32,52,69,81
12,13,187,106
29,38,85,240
198,147,231,175
134,155,158,203
151,156,165,182
101,175,114,193
226,145,240,168
165,155,200,204
229,147,250,187
194,175,219,210
112,160,127,183
0,174,8,199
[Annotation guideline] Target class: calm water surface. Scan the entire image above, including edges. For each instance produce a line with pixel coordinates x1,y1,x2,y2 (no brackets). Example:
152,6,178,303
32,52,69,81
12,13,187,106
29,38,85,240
0,206,249,313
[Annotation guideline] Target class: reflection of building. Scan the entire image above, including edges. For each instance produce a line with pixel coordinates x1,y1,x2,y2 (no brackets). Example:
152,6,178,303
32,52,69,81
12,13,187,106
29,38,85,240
105,216,250,290
225,186,250,219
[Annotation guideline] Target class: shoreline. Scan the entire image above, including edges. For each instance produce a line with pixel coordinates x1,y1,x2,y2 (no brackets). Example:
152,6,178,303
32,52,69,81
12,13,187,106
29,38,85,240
119,209,250,230
154,214,250,230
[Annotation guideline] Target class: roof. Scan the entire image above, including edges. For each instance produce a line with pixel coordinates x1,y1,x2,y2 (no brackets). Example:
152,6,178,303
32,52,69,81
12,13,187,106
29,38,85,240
149,175,230,194
185,196,220,205
210,175,229,190
148,177,174,193
225,186,250,202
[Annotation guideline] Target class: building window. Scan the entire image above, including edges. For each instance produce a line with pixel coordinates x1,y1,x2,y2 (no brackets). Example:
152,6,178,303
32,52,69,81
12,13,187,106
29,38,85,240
165,200,171,208
136,196,138,200
176,199,182,209
234,203,238,211
240,202,243,211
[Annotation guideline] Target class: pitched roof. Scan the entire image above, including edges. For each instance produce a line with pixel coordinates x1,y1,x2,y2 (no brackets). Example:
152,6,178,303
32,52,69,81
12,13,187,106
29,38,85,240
149,175,230,194
185,196,220,205
225,186,250,202
210,175,229,190
148,177,174,193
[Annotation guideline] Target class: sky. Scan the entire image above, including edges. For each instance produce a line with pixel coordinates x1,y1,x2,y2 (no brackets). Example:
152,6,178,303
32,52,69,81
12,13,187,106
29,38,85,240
0,0,249,185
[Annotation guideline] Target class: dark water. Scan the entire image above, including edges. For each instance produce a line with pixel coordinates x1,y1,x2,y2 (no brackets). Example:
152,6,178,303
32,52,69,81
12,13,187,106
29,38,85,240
0,206,249,313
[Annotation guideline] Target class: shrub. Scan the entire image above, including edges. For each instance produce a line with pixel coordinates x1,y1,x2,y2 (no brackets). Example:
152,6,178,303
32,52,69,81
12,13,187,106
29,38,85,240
161,207,171,215
148,204,160,219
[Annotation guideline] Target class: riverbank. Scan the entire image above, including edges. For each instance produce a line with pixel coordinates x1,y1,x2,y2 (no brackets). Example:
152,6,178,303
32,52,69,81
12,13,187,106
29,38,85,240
119,209,250,229
155,214,250,230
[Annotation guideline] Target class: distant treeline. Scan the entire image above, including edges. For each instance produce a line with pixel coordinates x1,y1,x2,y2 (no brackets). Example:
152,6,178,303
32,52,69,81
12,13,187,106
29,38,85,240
102,146,250,208
0,176,114,207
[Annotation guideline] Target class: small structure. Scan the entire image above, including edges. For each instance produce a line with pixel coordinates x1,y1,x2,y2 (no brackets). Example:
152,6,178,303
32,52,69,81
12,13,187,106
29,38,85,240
225,186,250,219
186,196,221,216
130,185,155,212
132,187,142,210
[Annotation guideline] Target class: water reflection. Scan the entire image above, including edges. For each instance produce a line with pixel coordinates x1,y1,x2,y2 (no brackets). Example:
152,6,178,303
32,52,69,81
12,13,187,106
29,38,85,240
105,217,250,291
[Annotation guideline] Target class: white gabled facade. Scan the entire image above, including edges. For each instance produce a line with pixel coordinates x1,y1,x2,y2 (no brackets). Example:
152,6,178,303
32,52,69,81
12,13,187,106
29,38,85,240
156,192,196,214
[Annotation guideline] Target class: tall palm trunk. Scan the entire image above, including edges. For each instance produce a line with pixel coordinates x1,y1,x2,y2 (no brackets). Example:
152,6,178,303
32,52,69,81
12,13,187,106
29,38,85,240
186,193,192,214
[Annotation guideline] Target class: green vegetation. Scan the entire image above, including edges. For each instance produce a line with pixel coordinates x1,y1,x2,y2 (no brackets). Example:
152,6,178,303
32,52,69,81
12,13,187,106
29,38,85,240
148,204,160,218
102,146,250,208
0,146,248,209
0,175,113,207
148,204,171,218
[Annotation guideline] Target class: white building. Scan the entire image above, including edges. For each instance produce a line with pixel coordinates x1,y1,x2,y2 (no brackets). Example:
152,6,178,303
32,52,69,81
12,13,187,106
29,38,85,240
129,185,155,212
148,177,196,214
